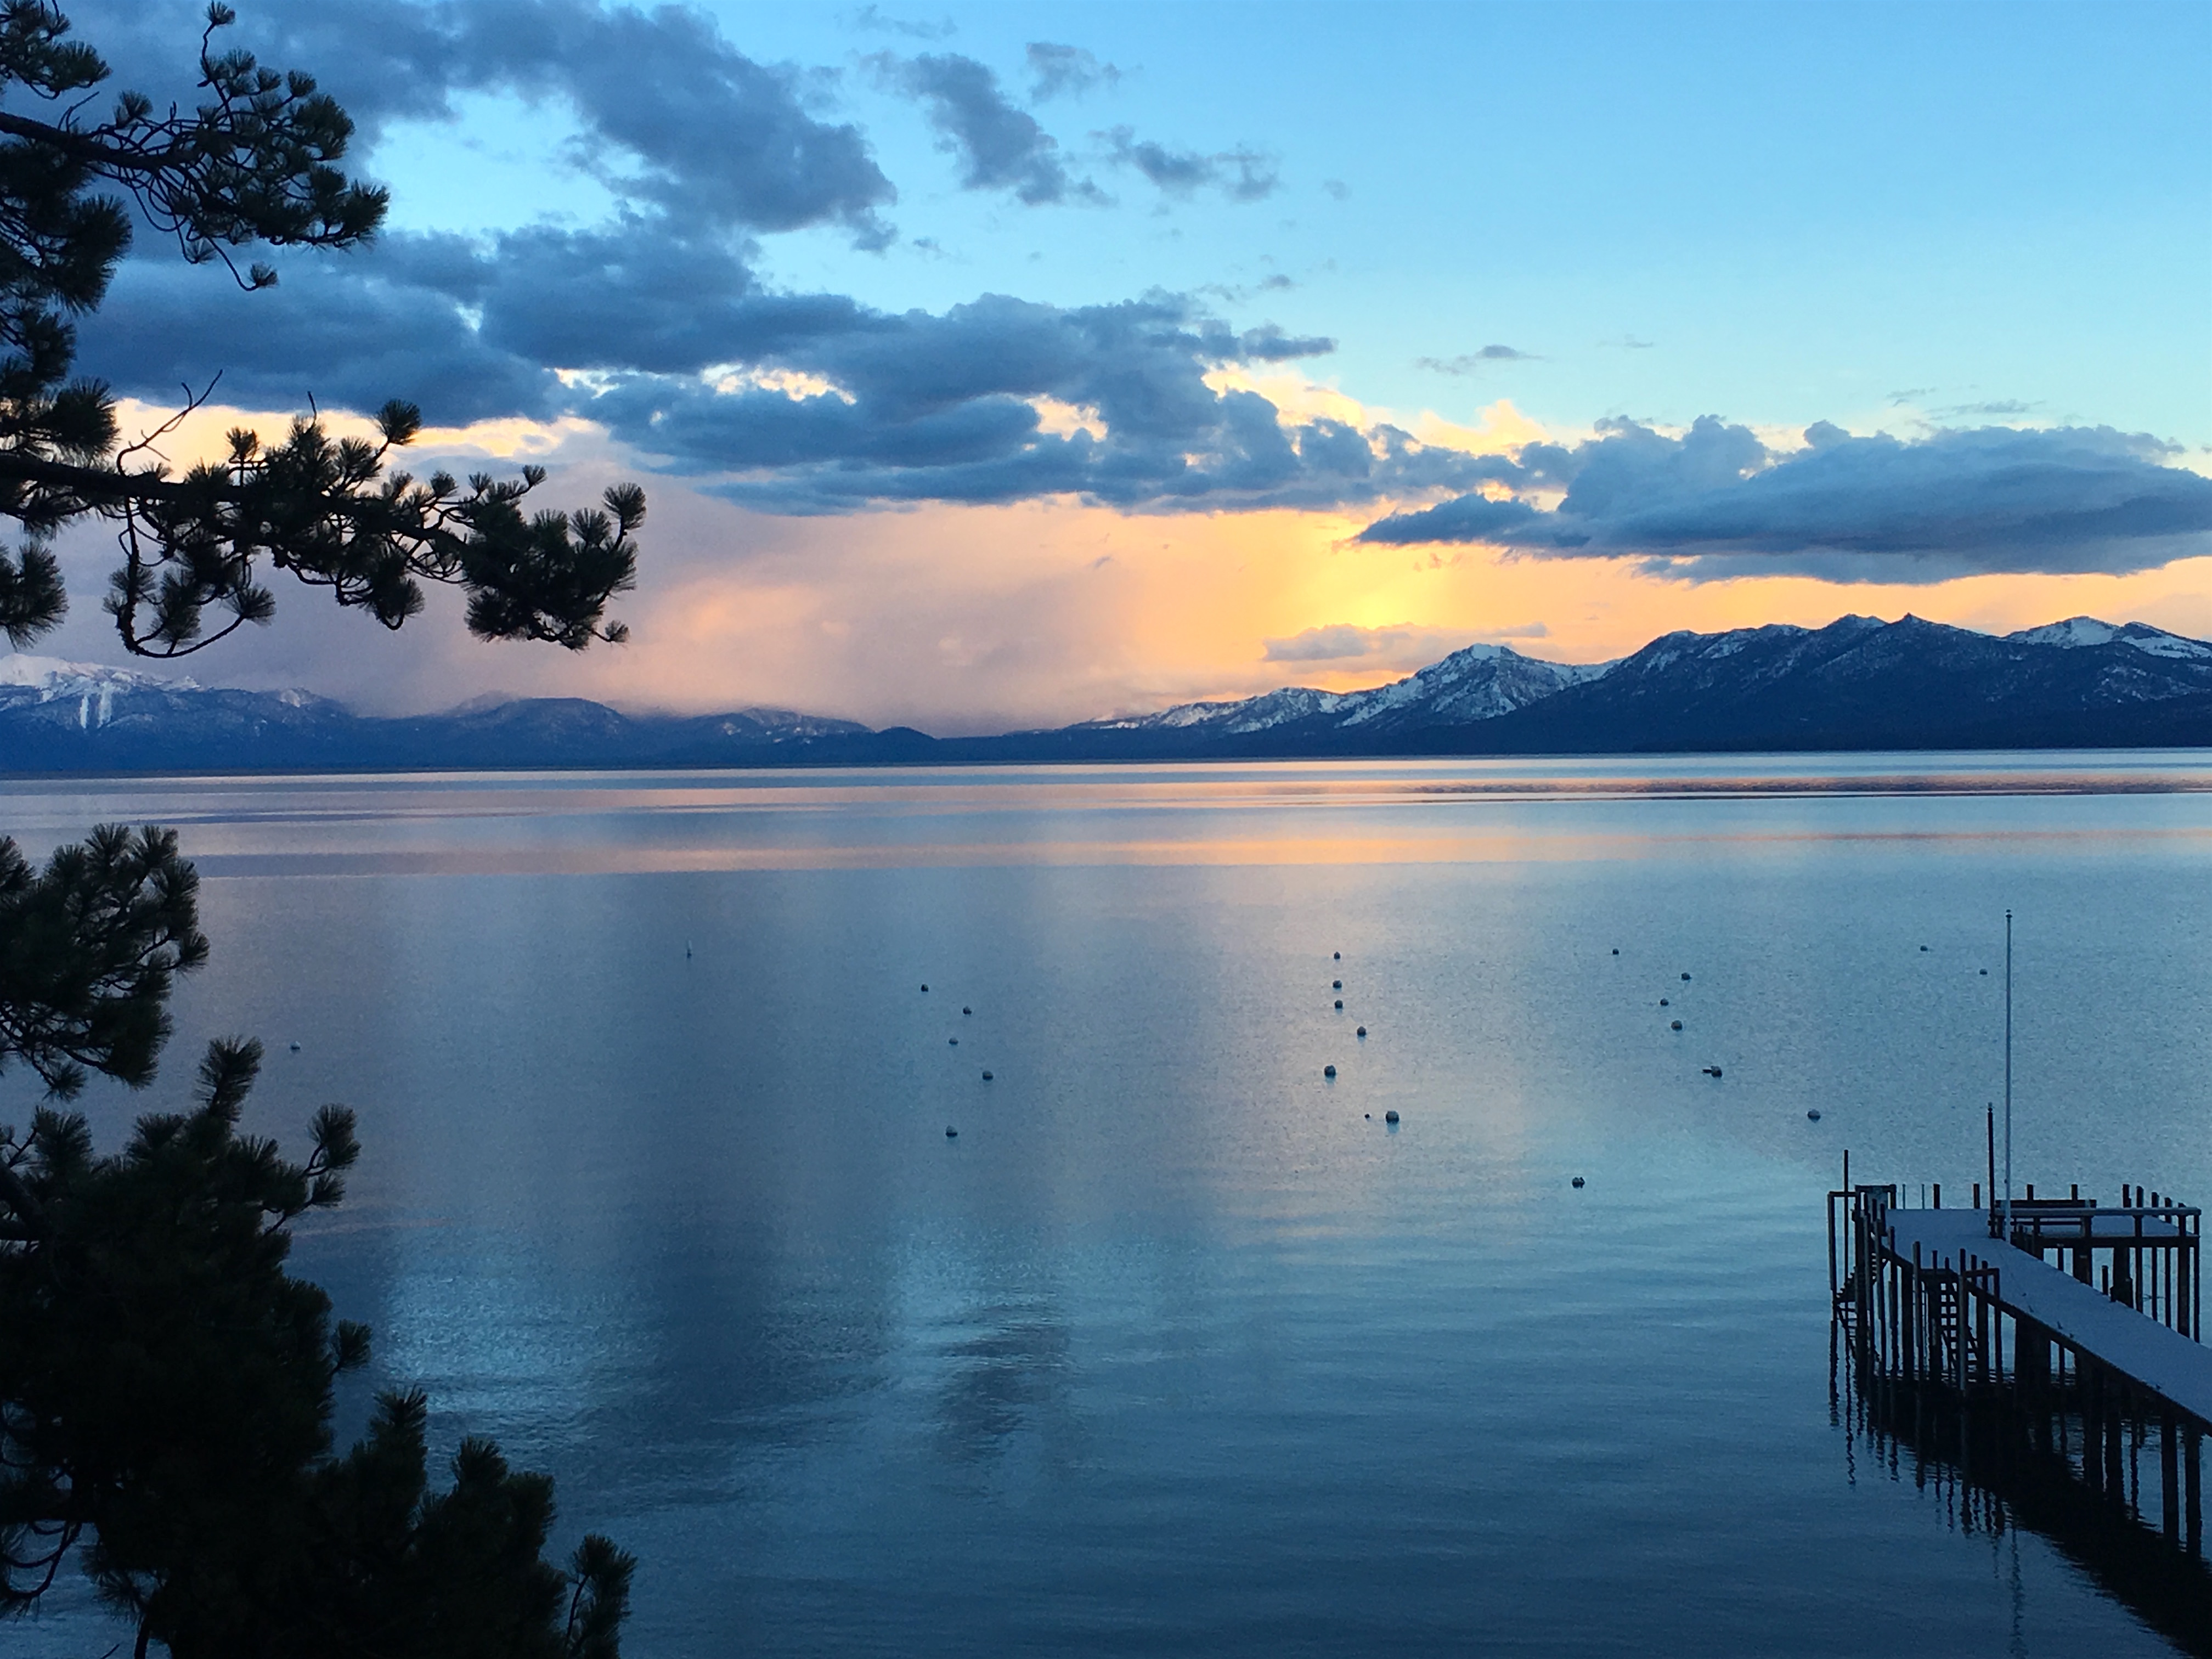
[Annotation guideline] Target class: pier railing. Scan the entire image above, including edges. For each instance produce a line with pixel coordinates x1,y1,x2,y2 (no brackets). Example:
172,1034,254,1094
1828,1171,2210,1572
1995,1191,2201,1338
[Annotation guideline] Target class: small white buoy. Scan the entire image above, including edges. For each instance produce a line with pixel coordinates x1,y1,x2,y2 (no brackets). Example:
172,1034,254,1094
1671,1020,1683,1031
1807,1109,1822,1121
1384,1109,1400,1124
1356,1025,1367,1037
1703,1066,1723,1078
1324,1065,1337,1078
1572,1176,1585,1188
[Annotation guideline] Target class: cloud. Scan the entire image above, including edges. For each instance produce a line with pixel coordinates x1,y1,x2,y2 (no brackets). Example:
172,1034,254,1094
1262,622,1548,664
86,214,1502,514
1026,42,1119,101
878,52,1096,205
1417,346,1538,374
1101,126,1280,201
848,4,955,40
61,1,1514,517
101,0,902,247
1355,418,2212,582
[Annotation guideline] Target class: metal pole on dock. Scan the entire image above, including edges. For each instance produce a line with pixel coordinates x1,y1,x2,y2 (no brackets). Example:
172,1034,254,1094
2003,910,2013,1246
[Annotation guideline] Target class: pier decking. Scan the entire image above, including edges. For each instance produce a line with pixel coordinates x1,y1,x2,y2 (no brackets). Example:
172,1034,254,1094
1831,1176,2210,1576
1880,1206,2212,1426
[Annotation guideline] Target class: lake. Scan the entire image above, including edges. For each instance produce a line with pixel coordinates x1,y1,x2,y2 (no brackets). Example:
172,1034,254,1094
8,753,2212,1656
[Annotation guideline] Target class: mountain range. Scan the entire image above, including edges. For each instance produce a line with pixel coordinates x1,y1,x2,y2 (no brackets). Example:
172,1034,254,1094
3,614,2208,775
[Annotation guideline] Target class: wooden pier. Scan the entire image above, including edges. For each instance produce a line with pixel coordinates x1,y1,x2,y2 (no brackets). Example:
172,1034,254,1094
1831,1173,2210,1564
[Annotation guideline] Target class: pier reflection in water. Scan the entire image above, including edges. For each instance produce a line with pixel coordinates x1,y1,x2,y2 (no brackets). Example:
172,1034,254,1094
1839,1351,2212,1656
1834,1176,2212,1656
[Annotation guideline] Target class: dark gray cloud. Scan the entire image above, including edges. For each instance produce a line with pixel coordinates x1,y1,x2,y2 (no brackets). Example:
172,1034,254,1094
1101,127,1279,201
88,0,900,247
81,202,1505,516
1356,419,2212,582
46,3,1734,524
1417,346,1537,374
1026,42,1119,101
578,302,1496,514
878,52,1097,205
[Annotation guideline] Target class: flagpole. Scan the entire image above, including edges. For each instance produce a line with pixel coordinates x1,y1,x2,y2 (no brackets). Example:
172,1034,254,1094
2003,909,2013,1244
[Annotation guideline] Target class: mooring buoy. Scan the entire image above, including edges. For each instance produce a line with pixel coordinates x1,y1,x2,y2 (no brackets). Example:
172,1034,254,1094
1572,1176,1585,1188
1807,1110,1822,1121
982,1070,994,1081
921,984,929,992
1333,980,1342,990
1384,1109,1400,1124
1611,948,1620,955
945,1125,958,1137
1324,1065,1337,1078
1356,1025,1367,1037
963,1006,972,1015
1334,999,1344,1009
1671,1020,1683,1031
1660,998,1669,1006
1703,1066,1723,1077
1681,973,1691,981
289,1042,301,1052
1920,945,1929,952
949,1037,958,1045
1334,952,1341,960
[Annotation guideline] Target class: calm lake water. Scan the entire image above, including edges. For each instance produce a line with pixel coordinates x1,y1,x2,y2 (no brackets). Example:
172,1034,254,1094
9,754,2212,1656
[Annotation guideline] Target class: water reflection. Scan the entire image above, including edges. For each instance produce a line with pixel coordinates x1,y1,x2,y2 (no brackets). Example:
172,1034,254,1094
12,762,2212,1656
1841,1361,2212,1656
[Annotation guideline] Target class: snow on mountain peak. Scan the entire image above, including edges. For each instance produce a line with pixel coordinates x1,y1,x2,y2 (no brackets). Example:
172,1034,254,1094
2006,618,2212,659
2008,617,2121,649
0,653,191,693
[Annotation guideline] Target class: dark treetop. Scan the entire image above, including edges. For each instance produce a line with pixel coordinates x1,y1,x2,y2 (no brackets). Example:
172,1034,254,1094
0,0,642,659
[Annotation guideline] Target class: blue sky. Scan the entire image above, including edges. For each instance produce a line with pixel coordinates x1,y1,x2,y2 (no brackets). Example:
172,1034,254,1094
370,0,2211,439
36,0,2212,727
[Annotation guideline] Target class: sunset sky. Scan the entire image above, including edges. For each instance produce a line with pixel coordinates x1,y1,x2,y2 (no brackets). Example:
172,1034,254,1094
36,0,2212,731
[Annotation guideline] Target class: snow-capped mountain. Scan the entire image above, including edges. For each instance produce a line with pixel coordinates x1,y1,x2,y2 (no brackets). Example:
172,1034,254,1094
0,653,204,728
2004,617,2212,660
1071,642,1611,740
3,614,2208,773
1009,614,2212,758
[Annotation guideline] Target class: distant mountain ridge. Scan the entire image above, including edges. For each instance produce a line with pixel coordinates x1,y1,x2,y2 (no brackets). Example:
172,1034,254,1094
3,613,2208,774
